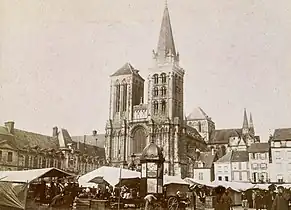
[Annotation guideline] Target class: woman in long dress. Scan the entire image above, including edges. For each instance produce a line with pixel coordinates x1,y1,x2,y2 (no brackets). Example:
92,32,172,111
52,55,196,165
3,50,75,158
194,185,206,210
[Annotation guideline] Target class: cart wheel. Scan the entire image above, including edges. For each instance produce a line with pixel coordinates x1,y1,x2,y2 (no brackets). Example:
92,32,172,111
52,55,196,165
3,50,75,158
168,196,179,210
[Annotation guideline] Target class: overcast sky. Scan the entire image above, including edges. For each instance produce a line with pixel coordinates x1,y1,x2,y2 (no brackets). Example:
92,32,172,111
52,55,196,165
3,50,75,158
1,0,291,141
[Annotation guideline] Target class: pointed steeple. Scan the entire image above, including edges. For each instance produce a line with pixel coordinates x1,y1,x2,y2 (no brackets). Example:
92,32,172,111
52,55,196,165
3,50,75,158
154,4,177,64
242,108,249,135
249,112,255,135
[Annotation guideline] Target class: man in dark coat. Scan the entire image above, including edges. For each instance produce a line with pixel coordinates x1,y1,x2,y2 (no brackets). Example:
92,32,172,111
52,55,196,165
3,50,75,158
271,186,289,210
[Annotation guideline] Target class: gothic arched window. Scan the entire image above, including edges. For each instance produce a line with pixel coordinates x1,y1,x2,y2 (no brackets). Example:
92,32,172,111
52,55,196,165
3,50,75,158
154,87,159,96
122,80,127,111
161,86,167,96
153,101,159,114
161,73,167,83
198,122,202,132
161,100,166,114
33,156,38,168
115,81,121,112
132,127,147,154
153,74,159,84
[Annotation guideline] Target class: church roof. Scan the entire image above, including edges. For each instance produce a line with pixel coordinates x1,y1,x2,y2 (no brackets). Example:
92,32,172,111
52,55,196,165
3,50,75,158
243,108,249,129
187,107,209,120
209,129,242,144
111,62,142,78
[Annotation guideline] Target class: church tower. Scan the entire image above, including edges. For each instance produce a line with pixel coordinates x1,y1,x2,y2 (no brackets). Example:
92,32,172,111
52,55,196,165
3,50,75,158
148,5,185,122
242,108,249,135
249,112,255,136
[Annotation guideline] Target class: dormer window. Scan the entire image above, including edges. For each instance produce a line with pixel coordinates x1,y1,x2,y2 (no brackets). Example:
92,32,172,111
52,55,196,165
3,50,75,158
198,161,204,168
282,141,287,147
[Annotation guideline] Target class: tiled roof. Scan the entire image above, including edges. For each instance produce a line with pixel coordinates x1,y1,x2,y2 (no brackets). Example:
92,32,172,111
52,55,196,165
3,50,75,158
71,134,105,148
273,128,291,141
231,150,249,162
72,141,105,159
194,152,217,168
209,129,242,144
216,151,233,163
0,127,11,136
13,129,59,150
248,143,269,153
187,107,209,120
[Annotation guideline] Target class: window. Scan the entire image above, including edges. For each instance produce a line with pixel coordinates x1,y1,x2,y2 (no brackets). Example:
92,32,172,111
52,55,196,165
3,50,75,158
198,122,202,132
153,101,158,114
239,172,242,180
217,166,222,173
224,166,228,172
275,151,281,159
218,176,222,181
161,101,166,114
277,175,284,183
238,162,242,170
225,176,229,181
122,83,127,111
161,86,167,96
251,153,255,159
198,172,203,180
287,151,291,159
282,141,287,147
288,163,291,171
0,150,2,161
260,153,266,160
19,155,25,167
260,163,267,170
154,87,159,96
7,152,13,162
161,73,167,83
252,163,258,170
153,74,159,84
115,84,121,112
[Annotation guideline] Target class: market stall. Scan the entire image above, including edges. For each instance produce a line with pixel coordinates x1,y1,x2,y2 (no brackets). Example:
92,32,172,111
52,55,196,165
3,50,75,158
0,168,73,210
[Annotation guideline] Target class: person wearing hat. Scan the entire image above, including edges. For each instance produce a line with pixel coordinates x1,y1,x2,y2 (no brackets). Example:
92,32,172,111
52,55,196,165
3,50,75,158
271,186,289,210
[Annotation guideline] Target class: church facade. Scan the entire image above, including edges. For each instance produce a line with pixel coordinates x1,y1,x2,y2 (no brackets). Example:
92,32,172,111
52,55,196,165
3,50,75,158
104,5,207,178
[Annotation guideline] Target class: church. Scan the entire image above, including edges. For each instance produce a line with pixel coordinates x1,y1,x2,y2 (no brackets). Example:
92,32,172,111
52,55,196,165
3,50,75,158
104,5,207,178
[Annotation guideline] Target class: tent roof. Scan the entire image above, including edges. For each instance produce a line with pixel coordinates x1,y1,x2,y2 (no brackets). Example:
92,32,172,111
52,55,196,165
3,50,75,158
0,168,73,184
78,166,141,187
164,175,189,186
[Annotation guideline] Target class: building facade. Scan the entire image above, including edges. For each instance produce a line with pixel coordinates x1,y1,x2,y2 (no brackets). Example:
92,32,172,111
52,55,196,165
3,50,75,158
248,142,270,183
104,5,207,178
269,128,291,183
192,150,218,183
0,121,105,174
214,150,249,182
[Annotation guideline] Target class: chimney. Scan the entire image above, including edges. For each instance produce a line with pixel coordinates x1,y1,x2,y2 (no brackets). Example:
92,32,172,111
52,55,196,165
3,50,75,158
211,148,215,155
5,121,15,134
92,130,97,136
53,126,58,137
196,149,200,160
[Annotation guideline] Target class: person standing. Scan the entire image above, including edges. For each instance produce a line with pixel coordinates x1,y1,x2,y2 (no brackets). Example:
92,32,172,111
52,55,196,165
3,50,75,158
144,194,157,210
271,186,289,210
242,192,248,210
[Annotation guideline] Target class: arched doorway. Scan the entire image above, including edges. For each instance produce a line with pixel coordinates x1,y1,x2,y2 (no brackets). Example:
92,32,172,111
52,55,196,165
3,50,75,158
132,127,147,154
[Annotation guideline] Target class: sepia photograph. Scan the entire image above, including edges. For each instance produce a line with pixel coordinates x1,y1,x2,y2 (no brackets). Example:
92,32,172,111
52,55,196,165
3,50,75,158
0,0,291,209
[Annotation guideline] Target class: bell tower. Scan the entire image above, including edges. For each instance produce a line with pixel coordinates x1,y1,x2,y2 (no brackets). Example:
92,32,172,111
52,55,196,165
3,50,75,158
148,4,184,122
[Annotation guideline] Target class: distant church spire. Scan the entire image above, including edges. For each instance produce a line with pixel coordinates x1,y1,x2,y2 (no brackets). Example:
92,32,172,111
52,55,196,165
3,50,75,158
249,112,255,135
155,3,177,63
242,108,249,135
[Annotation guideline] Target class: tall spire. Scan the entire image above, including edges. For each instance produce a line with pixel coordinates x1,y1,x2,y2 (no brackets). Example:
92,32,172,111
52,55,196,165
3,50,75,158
249,112,255,134
242,108,249,134
154,3,177,63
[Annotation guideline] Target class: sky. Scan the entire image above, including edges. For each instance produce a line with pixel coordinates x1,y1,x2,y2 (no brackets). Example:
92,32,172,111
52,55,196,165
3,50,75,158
0,0,291,141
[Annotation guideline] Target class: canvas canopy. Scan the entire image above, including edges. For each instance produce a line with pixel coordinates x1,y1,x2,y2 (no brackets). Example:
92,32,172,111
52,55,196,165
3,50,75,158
0,167,73,184
184,178,256,192
0,168,73,209
164,175,189,186
79,166,141,187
